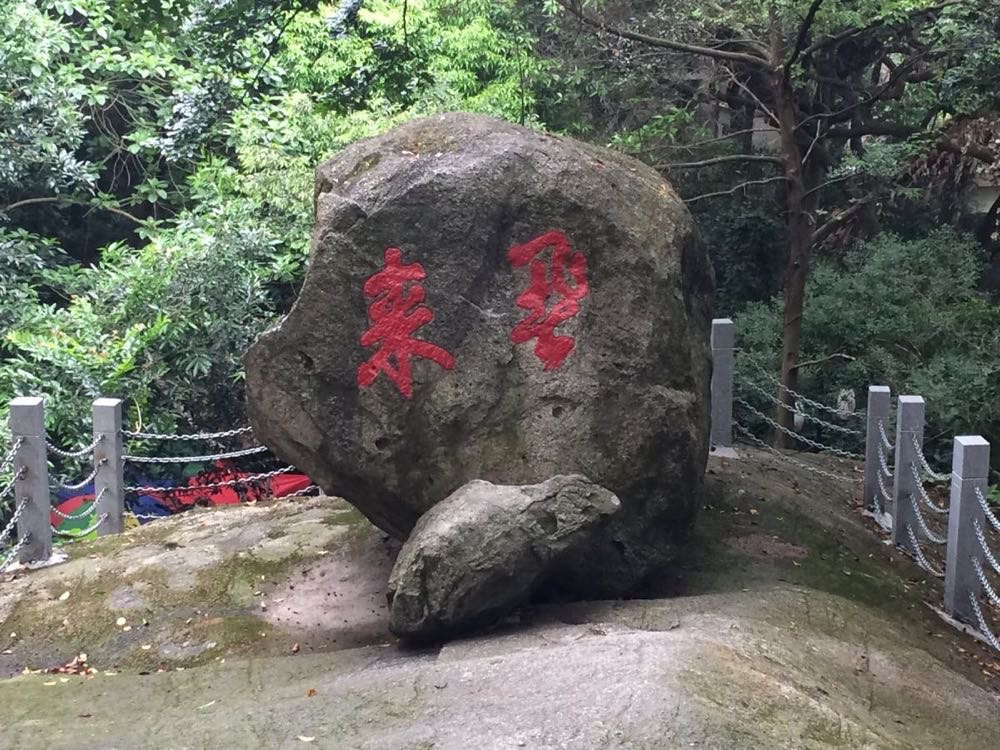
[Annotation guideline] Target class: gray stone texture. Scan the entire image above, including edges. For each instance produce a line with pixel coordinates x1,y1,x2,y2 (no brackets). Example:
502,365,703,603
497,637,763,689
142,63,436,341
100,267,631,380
388,475,620,640
245,112,714,594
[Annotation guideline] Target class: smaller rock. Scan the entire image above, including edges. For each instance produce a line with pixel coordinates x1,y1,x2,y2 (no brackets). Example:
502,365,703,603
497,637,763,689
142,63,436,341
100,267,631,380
387,475,620,641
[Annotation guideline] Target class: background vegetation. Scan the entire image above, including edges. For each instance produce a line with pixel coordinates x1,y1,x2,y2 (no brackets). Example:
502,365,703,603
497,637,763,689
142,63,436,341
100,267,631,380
1,0,998,473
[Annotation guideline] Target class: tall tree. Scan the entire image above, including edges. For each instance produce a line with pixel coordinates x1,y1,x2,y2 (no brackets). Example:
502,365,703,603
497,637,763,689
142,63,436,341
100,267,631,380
551,0,1000,444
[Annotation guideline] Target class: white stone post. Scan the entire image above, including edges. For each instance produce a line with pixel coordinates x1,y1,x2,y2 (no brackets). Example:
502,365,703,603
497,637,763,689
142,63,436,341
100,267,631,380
944,436,990,623
892,395,925,548
710,318,735,456
9,397,52,563
863,386,891,514
93,398,124,535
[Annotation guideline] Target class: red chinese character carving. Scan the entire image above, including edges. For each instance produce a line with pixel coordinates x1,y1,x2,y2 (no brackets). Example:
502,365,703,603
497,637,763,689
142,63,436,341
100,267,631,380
357,247,455,399
508,230,589,370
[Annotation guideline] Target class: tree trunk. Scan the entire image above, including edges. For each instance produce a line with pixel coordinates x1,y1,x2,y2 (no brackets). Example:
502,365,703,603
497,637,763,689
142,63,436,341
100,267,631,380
769,8,813,449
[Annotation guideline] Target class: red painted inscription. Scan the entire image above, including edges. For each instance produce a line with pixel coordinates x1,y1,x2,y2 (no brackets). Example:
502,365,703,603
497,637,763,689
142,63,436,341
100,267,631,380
357,247,455,399
508,230,589,370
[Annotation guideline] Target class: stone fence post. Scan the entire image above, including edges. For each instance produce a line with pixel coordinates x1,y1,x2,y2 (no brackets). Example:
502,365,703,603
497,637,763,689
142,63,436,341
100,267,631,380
892,395,925,548
93,398,124,535
944,436,990,623
9,397,52,563
710,318,735,455
863,385,891,514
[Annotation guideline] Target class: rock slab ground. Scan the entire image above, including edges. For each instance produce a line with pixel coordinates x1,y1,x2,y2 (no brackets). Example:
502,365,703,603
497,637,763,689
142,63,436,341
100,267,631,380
245,112,714,595
2,448,1000,748
388,475,620,640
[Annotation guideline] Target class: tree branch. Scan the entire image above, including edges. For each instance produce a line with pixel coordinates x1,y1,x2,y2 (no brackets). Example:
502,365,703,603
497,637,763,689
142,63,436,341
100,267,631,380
791,352,856,370
553,0,774,70
2,196,143,224
660,154,783,169
801,1,967,58
685,176,787,204
812,197,874,245
785,0,826,76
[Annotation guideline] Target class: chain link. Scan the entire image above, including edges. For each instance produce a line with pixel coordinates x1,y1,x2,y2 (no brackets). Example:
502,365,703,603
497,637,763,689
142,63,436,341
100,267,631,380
972,556,1000,609
878,444,892,478
735,398,864,461
739,380,864,436
0,533,28,574
0,468,25,505
909,464,949,515
53,513,107,539
51,489,106,521
877,470,893,506
0,437,24,476
877,420,893,452
909,496,946,544
123,425,253,441
733,423,856,484
975,486,1000,533
46,435,103,460
905,523,944,578
0,499,26,546
969,591,1000,652
910,434,949,482
974,518,1000,576
53,459,106,492
125,465,295,494
739,357,865,420
124,445,269,464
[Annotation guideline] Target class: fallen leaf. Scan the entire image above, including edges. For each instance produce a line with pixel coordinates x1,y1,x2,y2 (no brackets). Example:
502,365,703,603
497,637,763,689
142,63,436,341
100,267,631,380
306,688,317,698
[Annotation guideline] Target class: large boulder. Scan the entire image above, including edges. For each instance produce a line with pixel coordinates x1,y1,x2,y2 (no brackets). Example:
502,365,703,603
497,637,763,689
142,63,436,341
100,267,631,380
388,475,620,641
245,112,713,594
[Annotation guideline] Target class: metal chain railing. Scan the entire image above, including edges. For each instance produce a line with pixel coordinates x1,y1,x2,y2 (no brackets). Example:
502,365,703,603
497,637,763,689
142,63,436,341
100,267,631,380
910,464,949,515
123,425,253,441
906,523,944,578
53,459,107,492
975,487,1000,532
878,444,892,477
123,445,269,464
969,591,1000,651
0,533,28,574
909,496,947,544
735,398,864,461
46,435,103,460
740,357,866,421
51,489,106,522
875,470,893,515
878,419,893,452
0,437,23,477
910,434,950,482
739,380,864,436
0,499,26,546
124,465,296,495
972,556,1000,609
974,518,1000,577
733,423,856,484
53,513,107,539
0,468,25,506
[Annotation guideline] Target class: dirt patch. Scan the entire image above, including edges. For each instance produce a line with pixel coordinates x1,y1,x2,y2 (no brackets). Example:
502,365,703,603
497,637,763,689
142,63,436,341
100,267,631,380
727,533,808,560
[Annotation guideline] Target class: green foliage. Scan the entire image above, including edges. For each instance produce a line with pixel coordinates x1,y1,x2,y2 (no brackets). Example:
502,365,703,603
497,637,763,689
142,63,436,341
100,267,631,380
0,0,546,460
737,229,1000,468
